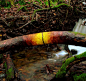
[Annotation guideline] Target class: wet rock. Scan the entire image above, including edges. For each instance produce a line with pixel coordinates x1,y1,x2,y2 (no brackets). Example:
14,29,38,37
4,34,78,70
71,49,77,55
18,53,26,58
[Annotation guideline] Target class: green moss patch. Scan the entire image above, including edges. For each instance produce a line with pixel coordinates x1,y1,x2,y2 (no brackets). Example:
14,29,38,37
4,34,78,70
56,51,86,78
73,73,86,81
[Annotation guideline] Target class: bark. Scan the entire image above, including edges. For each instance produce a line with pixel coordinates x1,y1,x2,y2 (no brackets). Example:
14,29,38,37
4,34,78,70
0,31,86,53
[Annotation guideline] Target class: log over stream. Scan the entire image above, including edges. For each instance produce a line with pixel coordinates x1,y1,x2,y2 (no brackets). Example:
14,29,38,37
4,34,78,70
0,31,86,53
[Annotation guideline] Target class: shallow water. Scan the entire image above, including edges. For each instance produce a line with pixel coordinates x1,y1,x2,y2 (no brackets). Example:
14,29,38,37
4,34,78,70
12,44,86,81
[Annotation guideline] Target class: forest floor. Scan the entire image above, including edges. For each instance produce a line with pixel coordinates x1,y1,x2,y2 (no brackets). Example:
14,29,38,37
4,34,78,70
0,0,86,81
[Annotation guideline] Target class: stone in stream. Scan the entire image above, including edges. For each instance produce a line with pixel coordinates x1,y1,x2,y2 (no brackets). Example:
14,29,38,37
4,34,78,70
71,49,77,55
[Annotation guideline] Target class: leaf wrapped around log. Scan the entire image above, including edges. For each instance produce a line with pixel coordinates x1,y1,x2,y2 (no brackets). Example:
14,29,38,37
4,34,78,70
0,31,86,53
56,51,86,79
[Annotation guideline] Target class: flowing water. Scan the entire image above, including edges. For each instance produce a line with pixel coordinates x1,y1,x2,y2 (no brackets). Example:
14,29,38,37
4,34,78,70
73,18,86,34
69,18,86,55
56,18,86,59
10,18,86,81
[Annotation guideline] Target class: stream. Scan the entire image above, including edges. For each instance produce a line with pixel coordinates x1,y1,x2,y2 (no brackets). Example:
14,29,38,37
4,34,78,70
69,18,86,55
11,18,86,81
0,0,86,80
1,18,86,81
55,18,86,59
73,18,86,34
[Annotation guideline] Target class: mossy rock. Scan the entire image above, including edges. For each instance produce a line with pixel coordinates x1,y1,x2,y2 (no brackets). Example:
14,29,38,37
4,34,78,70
73,73,86,81
56,51,86,79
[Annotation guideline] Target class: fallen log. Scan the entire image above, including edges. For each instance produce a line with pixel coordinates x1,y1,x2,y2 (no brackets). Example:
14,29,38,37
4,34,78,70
0,31,86,53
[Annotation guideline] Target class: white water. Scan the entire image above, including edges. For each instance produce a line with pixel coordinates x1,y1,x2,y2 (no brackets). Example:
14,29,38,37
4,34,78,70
73,18,86,34
48,18,86,60
48,45,86,61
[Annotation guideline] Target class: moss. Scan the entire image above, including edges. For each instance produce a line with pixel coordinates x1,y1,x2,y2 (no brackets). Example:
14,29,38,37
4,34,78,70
52,3,71,9
6,67,14,79
0,54,3,59
70,72,75,75
56,51,86,78
56,70,66,78
4,62,7,69
75,51,86,59
73,73,86,81
56,56,75,78
68,31,86,37
61,57,75,70
4,62,14,80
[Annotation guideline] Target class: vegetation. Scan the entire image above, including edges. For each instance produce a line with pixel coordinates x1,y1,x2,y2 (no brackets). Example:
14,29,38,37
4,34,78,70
0,0,66,8
56,51,86,79
73,73,86,81
0,0,86,80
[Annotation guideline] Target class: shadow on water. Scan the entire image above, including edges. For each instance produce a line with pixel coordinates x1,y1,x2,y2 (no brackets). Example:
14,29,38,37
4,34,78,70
12,45,67,81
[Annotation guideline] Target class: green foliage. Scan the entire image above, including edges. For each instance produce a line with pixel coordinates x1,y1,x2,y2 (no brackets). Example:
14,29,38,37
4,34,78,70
0,54,3,63
0,54,3,59
33,2,36,4
75,51,86,59
44,1,48,6
0,0,66,9
6,67,14,79
0,0,26,8
69,31,86,37
18,0,26,5
4,62,7,70
17,6,28,12
4,62,14,80
0,0,14,7
37,0,41,3
10,0,15,6
28,2,30,4
73,73,86,81
0,0,6,6
4,1,11,9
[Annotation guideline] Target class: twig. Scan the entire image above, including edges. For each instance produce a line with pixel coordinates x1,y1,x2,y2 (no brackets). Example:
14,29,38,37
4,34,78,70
0,16,31,20
46,64,53,74
0,17,10,27
18,21,31,29
18,20,36,29
31,3,71,21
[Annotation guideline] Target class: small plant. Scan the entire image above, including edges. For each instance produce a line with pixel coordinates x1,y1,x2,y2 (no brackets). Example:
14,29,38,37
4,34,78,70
17,6,27,12
18,0,26,5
